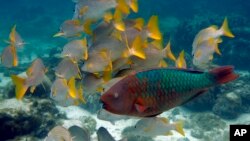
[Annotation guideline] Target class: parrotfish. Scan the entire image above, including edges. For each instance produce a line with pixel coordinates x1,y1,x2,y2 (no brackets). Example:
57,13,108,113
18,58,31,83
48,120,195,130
101,66,238,117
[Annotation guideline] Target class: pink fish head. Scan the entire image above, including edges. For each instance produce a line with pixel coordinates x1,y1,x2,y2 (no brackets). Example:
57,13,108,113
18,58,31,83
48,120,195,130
100,79,134,115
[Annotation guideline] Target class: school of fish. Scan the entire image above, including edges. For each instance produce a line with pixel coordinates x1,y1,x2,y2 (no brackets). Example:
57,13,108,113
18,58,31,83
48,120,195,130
0,0,239,140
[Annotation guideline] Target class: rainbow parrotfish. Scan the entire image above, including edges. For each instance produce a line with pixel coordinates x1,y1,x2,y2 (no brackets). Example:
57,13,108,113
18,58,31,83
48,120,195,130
100,66,239,117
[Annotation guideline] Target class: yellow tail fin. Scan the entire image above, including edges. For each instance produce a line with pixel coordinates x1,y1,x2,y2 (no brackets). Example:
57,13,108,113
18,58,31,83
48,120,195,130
68,77,77,99
175,121,185,136
128,0,138,13
113,8,126,31
10,25,17,44
134,18,144,31
82,38,88,60
220,17,234,38
10,46,18,67
103,12,113,23
116,0,130,15
11,75,28,100
77,85,86,104
150,39,163,50
175,50,186,69
147,15,162,40
83,19,93,35
159,59,168,68
130,36,146,59
164,41,176,61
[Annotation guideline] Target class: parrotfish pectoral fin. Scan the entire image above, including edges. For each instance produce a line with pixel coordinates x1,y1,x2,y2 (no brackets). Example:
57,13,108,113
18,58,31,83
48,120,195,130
209,66,239,84
220,17,235,38
11,75,28,100
175,121,185,136
135,104,148,113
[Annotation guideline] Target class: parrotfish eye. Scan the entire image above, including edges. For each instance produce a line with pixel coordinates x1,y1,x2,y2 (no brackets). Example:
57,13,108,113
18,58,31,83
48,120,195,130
114,92,119,98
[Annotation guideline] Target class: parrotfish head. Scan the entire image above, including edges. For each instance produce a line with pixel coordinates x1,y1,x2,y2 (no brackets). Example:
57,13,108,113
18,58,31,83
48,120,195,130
100,82,133,115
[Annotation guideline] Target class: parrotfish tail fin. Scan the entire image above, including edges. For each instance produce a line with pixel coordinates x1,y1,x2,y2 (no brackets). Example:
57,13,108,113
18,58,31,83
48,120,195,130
220,17,235,38
11,75,28,100
175,121,185,136
209,66,239,84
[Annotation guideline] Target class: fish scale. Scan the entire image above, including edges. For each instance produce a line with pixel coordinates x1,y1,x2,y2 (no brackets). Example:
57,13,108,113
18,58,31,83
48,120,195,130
101,66,238,117
134,69,210,112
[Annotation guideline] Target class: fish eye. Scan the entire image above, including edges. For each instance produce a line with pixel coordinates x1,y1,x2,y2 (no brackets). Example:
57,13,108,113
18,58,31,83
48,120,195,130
114,92,119,98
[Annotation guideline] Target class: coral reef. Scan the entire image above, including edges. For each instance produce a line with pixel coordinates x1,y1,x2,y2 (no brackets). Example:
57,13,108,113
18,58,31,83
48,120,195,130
0,98,65,140
189,112,227,140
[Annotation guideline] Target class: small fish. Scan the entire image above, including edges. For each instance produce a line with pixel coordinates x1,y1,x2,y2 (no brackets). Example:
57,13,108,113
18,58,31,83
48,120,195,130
101,66,238,117
11,58,47,100
192,17,234,56
51,77,86,106
54,19,83,38
44,126,72,141
175,50,186,69
51,78,74,106
73,0,117,22
55,57,81,80
131,41,176,70
8,25,26,48
61,38,88,61
1,45,18,68
68,125,91,141
97,109,129,125
193,38,220,69
128,117,185,137
81,50,112,74
97,127,127,141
